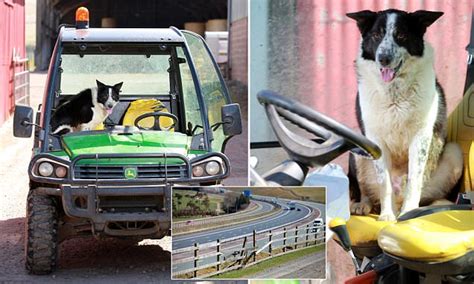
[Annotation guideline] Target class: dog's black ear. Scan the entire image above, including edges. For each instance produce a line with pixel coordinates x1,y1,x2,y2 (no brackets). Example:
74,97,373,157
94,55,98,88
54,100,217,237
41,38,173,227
113,82,123,92
410,10,443,29
96,80,105,88
346,10,377,35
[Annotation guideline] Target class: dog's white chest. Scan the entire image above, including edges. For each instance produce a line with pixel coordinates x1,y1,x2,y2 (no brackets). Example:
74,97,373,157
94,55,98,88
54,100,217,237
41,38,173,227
364,93,415,137
360,84,439,158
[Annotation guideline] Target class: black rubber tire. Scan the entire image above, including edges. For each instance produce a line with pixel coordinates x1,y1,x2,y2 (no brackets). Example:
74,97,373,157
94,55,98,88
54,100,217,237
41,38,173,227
25,190,59,274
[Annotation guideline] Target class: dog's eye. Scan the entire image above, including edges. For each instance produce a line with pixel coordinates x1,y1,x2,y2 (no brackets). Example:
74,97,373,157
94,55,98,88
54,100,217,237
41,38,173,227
396,33,407,41
372,32,382,40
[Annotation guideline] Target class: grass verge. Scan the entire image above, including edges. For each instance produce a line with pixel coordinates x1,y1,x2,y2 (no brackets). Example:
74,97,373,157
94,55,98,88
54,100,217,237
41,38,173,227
211,244,325,279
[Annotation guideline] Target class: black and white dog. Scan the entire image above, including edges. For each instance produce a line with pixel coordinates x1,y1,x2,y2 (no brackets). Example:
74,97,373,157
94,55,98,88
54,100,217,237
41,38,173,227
51,80,123,135
347,9,463,221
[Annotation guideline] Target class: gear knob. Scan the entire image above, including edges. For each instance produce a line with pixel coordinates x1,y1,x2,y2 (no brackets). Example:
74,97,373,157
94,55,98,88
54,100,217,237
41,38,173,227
329,217,352,251
329,217,362,274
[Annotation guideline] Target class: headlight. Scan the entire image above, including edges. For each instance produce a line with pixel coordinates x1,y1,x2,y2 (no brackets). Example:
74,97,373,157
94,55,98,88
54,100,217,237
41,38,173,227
191,158,225,178
38,162,54,177
192,165,205,177
33,158,69,179
205,161,220,175
55,166,67,178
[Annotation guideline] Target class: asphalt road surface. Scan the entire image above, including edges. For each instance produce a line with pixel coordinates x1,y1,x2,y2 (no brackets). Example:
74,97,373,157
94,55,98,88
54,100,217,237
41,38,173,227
172,198,324,276
173,198,316,250
173,199,274,235
247,199,275,215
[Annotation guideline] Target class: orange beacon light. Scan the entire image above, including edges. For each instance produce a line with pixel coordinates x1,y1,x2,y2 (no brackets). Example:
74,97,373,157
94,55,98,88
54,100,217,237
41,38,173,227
75,7,89,29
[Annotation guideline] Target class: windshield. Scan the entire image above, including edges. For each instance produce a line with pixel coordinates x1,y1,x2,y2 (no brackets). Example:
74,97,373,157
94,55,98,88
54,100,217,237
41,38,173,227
60,44,171,95
46,43,207,151
60,54,170,95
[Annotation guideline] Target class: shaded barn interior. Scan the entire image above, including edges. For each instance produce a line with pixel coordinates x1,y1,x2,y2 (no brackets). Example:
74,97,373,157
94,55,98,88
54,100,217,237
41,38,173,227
36,0,227,70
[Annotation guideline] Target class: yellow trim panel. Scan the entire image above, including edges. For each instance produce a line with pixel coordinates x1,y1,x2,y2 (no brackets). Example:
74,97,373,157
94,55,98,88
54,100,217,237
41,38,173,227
347,214,394,247
378,210,474,262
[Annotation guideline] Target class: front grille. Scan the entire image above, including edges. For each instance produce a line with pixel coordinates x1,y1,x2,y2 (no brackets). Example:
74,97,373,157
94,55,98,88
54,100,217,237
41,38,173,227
74,164,188,180
99,195,164,213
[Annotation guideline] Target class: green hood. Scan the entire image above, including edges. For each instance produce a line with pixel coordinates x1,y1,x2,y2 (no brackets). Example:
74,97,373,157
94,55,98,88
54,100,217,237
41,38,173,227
61,131,191,159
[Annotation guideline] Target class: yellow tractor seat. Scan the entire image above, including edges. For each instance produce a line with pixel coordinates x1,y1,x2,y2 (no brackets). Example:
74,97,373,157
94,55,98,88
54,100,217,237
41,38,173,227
346,214,395,257
378,210,474,275
122,99,174,131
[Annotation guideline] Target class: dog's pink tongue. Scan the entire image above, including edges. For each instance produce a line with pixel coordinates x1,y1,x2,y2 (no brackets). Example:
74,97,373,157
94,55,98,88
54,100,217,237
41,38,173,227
107,108,113,115
381,67,395,82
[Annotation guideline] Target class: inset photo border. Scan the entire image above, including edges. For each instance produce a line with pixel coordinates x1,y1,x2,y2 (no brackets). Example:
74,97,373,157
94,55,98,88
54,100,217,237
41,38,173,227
171,186,326,280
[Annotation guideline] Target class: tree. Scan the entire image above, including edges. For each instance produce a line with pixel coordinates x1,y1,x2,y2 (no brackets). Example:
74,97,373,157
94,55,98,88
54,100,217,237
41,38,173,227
223,192,240,213
237,194,250,210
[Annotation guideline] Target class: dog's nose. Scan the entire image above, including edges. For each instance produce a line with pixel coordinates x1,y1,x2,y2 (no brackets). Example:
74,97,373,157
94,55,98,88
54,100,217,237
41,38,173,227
107,103,114,109
378,54,393,66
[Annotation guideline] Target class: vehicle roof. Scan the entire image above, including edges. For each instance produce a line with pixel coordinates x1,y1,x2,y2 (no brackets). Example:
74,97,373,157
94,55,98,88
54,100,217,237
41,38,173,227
60,27,185,43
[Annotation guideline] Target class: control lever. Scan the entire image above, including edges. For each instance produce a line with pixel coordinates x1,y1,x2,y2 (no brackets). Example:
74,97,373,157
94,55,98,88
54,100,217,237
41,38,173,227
329,218,362,275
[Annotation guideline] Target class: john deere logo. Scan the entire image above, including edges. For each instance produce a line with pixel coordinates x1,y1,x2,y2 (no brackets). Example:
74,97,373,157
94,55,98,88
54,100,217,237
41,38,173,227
124,167,137,179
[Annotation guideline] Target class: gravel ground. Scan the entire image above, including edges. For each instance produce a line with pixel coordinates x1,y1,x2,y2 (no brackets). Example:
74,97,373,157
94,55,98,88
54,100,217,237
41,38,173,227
223,80,249,186
223,115,248,186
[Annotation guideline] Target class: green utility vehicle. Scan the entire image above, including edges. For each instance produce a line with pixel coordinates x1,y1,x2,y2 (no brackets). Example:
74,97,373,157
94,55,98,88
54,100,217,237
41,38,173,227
13,8,242,274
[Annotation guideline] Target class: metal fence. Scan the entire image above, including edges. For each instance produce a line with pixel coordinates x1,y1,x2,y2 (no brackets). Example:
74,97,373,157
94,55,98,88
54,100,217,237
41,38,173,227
13,48,30,106
172,221,326,279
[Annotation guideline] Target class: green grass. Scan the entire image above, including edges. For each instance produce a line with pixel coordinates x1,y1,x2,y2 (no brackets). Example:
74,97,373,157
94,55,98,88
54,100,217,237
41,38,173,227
211,244,325,279
207,193,224,206
290,187,326,204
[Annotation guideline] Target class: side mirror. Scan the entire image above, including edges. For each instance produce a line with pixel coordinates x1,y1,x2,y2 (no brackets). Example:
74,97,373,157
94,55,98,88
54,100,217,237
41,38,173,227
13,105,34,138
221,103,242,136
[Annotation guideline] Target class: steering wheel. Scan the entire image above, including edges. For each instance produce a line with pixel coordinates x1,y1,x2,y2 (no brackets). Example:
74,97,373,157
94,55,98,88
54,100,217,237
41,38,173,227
257,90,381,167
134,112,178,131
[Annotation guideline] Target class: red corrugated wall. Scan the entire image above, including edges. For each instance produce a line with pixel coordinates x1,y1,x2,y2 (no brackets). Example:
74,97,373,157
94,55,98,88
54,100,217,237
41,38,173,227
296,0,473,130
0,0,26,126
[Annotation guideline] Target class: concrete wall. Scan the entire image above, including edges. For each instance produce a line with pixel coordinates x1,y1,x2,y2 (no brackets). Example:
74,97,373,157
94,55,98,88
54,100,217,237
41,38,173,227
249,0,270,143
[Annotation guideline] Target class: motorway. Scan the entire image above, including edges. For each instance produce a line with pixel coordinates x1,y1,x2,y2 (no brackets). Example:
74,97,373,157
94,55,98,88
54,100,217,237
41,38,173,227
172,197,325,277
173,199,275,234
173,198,318,250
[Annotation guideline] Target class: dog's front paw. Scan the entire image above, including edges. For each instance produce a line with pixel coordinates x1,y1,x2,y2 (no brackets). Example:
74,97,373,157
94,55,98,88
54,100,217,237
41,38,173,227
350,201,372,215
378,213,396,221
